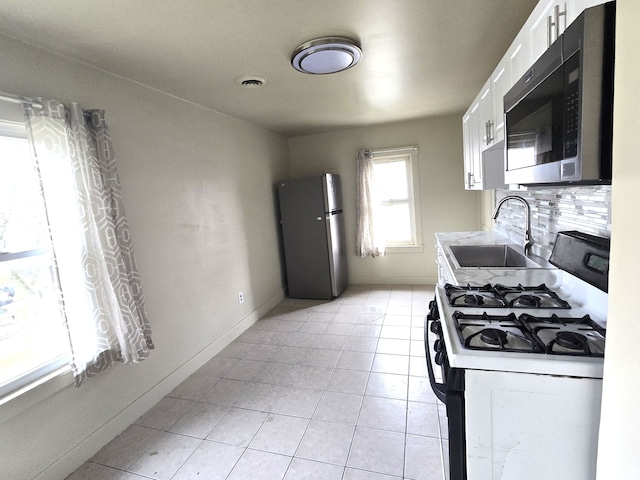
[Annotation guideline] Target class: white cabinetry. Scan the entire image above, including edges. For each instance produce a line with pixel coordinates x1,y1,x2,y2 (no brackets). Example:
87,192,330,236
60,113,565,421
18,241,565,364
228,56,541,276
461,0,606,191
506,36,529,86
463,80,506,190
462,100,480,190
528,0,606,64
435,240,455,286
490,58,509,145
465,369,602,480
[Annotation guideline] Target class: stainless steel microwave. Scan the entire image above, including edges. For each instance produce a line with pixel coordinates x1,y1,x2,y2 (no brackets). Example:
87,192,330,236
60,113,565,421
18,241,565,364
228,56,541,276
503,2,615,186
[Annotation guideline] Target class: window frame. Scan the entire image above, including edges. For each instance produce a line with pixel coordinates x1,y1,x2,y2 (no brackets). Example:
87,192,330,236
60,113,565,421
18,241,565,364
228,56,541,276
0,113,72,409
371,146,424,253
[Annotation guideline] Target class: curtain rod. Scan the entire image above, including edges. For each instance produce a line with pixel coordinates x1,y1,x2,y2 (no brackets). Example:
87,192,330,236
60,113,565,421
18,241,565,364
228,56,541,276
0,92,43,109
371,145,418,154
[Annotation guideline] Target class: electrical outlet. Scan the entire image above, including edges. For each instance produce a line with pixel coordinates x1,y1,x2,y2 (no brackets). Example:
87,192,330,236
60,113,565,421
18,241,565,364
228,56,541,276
238,291,244,304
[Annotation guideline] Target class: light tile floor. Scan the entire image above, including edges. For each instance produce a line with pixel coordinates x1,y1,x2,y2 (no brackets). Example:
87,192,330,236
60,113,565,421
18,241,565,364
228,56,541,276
67,285,447,480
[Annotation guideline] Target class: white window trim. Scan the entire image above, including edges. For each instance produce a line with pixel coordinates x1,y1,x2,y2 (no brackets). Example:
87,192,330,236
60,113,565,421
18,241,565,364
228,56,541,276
0,366,72,424
371,146,424,253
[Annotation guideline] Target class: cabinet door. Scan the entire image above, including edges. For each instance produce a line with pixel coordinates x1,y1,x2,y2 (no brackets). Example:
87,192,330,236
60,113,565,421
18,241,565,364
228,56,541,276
508,36,529,87
462,100,482,190
490,59,509,144
478,80,494,151
529,0,604,64
567,0,605,24
469,100,482,189
529,1,561,62
462,109,474,189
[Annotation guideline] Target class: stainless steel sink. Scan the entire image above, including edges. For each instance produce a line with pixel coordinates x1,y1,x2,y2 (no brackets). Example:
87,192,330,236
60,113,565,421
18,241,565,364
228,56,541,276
448,245,541,268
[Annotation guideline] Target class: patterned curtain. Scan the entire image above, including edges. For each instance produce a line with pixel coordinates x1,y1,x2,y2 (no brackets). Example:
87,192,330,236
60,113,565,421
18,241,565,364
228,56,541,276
24,99,153,386
355,149,385,257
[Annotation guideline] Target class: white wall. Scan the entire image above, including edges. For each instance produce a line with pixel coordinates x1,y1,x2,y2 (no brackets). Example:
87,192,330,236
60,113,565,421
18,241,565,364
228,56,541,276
0,35,289,479
288,116,481,285
596,0,640,477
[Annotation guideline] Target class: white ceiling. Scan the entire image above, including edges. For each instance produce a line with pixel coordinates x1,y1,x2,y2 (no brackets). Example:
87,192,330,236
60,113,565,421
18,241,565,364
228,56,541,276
0,0,538,137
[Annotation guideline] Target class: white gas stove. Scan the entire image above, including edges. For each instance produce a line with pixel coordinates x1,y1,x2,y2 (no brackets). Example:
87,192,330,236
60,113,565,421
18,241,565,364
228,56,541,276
427,231,610,480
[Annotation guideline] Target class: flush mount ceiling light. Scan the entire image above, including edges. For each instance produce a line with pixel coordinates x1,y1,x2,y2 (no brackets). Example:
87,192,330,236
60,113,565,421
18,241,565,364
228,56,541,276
291,37,362,75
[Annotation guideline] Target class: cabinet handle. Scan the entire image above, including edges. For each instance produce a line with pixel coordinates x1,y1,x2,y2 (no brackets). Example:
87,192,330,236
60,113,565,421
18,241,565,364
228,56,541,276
547,4,567,47
486,120,494,144
467,172,474,188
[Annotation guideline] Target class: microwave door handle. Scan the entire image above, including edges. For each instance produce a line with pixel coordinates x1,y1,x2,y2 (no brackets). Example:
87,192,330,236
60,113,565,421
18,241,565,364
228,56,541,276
424,316,448,404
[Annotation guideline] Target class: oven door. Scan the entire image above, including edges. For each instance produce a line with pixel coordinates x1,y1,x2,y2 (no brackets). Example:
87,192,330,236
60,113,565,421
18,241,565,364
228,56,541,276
424,299,467,480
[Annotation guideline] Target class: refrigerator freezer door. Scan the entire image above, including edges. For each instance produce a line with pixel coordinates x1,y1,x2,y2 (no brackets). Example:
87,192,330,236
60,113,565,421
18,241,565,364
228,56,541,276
278,177,332,299
326,210,348,297
322,173,343,212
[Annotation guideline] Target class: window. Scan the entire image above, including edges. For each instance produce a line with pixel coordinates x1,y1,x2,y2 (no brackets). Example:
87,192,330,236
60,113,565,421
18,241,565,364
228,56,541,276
0,112,69,399
371,147,422,250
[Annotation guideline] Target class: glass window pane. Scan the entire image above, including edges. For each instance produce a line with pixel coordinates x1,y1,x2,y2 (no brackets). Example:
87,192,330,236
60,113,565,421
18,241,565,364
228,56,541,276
0,255,68,393
0,136,49,253
373,160,409,200
0,132,69,397
378,203,412,243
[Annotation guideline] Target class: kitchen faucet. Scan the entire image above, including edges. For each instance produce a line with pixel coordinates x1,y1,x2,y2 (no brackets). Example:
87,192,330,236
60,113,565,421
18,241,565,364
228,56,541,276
492,195,535,255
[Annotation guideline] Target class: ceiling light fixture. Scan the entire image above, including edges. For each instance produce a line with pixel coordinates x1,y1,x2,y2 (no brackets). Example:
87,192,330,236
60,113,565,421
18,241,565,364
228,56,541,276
291,37,362,75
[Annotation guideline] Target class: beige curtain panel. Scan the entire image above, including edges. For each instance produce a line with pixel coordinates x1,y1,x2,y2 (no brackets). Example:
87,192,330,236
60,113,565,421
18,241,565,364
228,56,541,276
355,149,385,258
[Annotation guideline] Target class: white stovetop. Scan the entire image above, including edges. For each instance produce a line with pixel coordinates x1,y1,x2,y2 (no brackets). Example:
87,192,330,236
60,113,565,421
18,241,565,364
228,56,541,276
434,231,606,379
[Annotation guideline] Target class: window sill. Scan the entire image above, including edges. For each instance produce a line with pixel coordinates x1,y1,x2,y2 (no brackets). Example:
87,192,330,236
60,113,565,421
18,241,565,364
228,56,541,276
385,244,424,254
0,365,73,425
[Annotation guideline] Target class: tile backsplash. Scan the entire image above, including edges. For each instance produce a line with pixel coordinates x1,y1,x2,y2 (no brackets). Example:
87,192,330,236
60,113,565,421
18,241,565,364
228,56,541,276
493,185,611,257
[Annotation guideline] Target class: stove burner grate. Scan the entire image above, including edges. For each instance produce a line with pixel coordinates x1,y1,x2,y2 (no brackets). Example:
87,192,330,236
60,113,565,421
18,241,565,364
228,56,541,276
519,313,606,357
494,283,571,309
452,311,544,353
445,284,507,308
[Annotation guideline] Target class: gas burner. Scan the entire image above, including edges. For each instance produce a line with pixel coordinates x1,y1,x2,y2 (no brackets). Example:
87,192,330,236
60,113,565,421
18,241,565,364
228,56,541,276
494,284,571,309
555,331,588,350
463,294,485,306
445,284,507,308
480,328,508,346
519,314,606,357
512,294,540,308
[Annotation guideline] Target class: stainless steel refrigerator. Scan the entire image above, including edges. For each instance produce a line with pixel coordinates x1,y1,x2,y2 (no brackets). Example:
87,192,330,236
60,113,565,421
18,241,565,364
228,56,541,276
278,174,348,299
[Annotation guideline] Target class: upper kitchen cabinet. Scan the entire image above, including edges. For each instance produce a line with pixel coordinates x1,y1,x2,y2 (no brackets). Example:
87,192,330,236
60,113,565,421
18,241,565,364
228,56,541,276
490,56,510,146
461,0,607,191
463,96,481,190
528,0,606,63
462,81,506,191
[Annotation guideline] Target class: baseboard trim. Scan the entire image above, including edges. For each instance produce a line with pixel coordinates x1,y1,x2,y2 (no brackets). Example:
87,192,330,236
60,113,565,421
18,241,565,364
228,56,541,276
349,276,437,286
37,287,286,480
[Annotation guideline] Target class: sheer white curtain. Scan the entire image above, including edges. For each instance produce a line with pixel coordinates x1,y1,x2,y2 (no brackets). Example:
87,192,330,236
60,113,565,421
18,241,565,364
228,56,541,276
24,99,153,386
355,149,385,257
